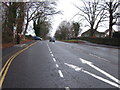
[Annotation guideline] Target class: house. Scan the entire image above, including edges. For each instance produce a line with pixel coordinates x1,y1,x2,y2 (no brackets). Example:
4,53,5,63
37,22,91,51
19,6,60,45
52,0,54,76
81,29,105,38
104,29,115,37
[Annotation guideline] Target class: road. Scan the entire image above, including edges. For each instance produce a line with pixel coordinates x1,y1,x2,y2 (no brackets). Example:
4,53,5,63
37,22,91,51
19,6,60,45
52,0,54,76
1,40,120,89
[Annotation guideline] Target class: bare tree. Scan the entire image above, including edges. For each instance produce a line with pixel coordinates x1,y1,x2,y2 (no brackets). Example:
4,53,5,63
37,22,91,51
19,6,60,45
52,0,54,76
75,0,108,37
105,0,120,38
23,1,60,38
2,2,22,43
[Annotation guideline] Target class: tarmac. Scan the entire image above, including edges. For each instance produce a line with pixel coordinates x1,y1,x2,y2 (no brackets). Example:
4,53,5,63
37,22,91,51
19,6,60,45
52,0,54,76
2,40,119,63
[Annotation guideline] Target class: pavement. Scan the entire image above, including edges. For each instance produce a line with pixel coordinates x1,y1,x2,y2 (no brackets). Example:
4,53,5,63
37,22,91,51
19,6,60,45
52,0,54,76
1,40,119,89
2,40,37,66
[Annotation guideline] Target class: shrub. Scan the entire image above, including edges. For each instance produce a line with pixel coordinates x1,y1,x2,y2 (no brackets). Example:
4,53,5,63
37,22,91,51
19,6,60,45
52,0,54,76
71,37,120,46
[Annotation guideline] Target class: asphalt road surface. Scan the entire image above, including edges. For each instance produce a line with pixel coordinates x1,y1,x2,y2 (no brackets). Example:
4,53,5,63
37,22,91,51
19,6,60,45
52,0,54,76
1,40,120,89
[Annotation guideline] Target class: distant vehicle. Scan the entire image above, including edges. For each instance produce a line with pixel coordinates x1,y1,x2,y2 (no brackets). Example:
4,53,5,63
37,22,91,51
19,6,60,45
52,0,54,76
33,36,42,40
49,37,55,42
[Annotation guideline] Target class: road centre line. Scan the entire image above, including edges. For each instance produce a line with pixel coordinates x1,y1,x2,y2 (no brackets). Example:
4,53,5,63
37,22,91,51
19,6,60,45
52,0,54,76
49,48,51,52
64,63,120,88
53,58,56,62
58,70,64,78
0,41,38,88
48,48,51,52
56,64,59,67
47,43,51,52
65,87,70,90
51,54,54,57
79,58,120,85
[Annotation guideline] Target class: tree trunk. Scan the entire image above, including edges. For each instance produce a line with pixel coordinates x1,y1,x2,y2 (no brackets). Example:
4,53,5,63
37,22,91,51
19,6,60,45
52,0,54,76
90,24,95,37
23,20,29,40
109,1,113,38
8,3,15,43
16,2,25,42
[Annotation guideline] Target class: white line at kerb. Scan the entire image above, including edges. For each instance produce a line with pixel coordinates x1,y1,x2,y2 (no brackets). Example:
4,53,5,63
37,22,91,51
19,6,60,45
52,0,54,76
58,70,64,78
89,53,110,62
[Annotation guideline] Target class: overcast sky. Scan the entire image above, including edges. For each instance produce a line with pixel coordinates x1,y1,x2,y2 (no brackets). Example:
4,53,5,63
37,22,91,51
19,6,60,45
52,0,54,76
27,0,118,36
49,0,109,37
49,0,81,37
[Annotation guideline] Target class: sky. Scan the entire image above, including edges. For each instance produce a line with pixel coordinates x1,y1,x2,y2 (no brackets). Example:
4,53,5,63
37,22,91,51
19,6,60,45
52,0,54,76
27,0,119,36
49,0,82,37
49,0,110,37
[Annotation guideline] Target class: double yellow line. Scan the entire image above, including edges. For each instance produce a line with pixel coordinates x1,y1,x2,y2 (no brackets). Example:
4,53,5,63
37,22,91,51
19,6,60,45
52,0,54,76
0,41,38,88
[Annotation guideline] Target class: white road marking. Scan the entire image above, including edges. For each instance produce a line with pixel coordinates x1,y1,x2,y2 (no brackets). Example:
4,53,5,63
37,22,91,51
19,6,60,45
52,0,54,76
53,58,56,62
47,43,51,52
48,48,51,52
47,43,49,48
50,51,52,54
64,63,120,88
82,69,120,88
58,70,64,78
56,64,59,68
51,54,54,57
64,63,82,71
65,87,70,90
20,44,27,47
89,53,110,62
14,44,27,47
79,58,120,85
49,48,51,51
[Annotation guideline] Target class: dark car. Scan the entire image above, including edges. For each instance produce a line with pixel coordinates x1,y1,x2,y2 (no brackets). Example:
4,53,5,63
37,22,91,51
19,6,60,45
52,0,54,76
49,37,55,42
33,36,42,40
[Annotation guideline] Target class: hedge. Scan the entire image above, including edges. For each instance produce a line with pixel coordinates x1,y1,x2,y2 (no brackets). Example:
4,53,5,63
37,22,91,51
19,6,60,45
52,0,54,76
71,37,120,46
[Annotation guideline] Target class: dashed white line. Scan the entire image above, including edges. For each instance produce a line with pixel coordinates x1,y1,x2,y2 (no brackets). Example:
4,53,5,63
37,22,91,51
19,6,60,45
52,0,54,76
50,51,52,54
65,87,70,90
51,54,54,57
56,64,59,68
89,53,110,62
53,58,56,62
49,49,52,52
58,70,64,78
47,43,51,52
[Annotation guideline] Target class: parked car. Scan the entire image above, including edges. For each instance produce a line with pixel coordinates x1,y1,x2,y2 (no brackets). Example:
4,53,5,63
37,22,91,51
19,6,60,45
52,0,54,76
33,36,42,40
49,37,55,42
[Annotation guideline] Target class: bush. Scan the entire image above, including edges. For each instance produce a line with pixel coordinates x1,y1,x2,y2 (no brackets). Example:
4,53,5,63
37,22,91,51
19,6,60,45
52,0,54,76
2,32,13,44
